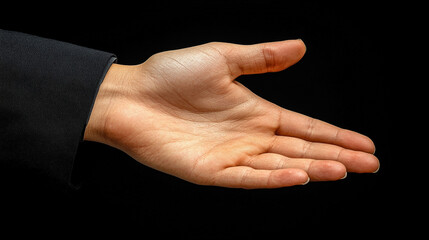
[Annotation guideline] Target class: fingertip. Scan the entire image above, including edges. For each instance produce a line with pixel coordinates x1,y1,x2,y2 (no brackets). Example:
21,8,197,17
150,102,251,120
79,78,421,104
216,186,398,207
362,135,376,154
272,168,309,187
293,38,307,56
372,163,380,173
280,39,307,64
366,154,380,173
295,169,310,185
301,176,311,185
338,129,376,154
341,150,380,173
308,160,347,181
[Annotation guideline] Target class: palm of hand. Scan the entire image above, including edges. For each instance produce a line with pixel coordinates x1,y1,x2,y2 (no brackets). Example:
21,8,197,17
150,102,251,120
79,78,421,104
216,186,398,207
99,41,379,188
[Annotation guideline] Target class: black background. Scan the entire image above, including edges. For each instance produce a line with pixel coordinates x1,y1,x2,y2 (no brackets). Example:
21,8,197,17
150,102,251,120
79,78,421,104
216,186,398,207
1,1,401,238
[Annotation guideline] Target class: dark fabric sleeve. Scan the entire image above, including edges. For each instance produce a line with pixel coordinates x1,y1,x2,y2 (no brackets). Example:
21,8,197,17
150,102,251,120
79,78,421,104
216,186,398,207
0,29,116,188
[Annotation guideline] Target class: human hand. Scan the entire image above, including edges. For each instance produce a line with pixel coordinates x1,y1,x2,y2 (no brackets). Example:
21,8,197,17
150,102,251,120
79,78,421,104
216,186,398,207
84,40,379,189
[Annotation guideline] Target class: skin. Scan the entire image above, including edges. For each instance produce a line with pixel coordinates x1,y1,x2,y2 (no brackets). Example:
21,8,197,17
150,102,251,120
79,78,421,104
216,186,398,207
84,39,379,189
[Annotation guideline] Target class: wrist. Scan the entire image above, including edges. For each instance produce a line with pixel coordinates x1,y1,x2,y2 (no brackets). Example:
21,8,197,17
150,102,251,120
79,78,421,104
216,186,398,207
84,63,131,143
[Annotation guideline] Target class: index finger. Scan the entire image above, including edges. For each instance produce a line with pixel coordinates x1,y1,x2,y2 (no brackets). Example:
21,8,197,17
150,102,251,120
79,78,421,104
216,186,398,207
276,108,376,154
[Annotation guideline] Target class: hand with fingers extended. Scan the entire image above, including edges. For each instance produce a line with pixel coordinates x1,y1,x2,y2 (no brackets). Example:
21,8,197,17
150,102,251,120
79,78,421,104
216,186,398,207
84,39,379,189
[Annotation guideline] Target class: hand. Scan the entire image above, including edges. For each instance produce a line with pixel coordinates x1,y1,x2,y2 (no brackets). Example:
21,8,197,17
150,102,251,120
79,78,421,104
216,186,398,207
84,40,379,189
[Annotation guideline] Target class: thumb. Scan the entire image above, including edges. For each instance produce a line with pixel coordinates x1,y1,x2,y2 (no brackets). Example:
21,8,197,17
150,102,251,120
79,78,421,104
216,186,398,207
223,39,306,78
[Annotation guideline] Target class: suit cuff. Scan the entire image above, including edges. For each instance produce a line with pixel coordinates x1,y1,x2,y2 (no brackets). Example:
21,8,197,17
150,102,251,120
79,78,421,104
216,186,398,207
0,29,116,189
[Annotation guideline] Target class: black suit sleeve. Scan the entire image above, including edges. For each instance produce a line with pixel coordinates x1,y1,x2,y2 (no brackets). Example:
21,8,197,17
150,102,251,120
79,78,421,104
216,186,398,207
0,29,116,188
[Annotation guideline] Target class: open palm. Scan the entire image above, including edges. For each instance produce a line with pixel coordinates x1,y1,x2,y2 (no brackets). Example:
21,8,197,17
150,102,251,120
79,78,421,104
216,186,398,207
86,40,379,188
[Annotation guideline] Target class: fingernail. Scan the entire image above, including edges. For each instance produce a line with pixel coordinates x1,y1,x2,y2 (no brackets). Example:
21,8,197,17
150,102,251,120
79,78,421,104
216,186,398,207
341,172,347,179
372,165,380,173
301,177,310,185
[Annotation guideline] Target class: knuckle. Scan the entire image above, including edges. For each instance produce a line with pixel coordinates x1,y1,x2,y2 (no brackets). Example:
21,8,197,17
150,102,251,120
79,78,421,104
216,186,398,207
305,117,316,140
261,44,277,72
301,140,312,158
